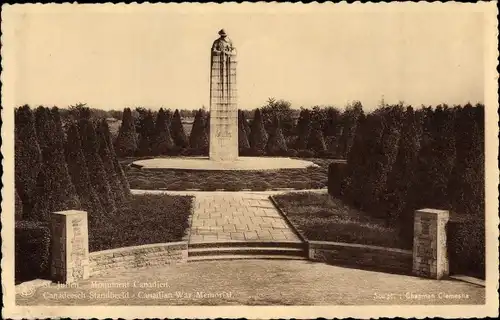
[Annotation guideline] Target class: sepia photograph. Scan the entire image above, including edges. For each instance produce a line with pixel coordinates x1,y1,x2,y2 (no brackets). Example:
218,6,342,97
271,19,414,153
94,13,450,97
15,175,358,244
1,2,498,319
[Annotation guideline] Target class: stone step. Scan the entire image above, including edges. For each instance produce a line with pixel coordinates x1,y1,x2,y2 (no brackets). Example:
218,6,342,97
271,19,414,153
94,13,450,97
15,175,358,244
188,255,308,262
188,240,306,249
188,246,306,257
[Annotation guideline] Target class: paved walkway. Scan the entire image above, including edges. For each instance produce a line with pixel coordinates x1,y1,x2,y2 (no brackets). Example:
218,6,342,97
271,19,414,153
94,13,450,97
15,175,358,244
189,193,300,243
16,260,485,306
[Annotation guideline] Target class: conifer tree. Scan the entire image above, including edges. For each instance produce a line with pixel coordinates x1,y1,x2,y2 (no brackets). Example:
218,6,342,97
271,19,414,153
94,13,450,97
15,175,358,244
96,122,126,205
382,106,423,223
153,108,175,155
294,109,312,150
79,117,116,214
336,101,363,158
137,110,156,156
362,105,404,214
15,105,43,219
115,108,138,157
65,123,105,221
170,109,189,148
248,108,268,153
322,108,341,154
307,120,327,154
238,110,250,152
342,113,374,208
323,107,341,137
189,109,209,151
32,107,81,222
448,104,484,217
98,119,130,197
412,105,456,210
266,115,288,155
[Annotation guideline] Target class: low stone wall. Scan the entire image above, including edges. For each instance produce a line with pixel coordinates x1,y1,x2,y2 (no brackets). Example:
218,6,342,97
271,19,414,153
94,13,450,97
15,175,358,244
89,242,188,277
308,241,413,274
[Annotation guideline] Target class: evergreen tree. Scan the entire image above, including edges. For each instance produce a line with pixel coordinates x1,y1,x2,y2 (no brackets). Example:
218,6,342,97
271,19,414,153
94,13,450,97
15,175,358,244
65,123,105,222
96,122,126,205
323,108,341,153
153,108,175,155
115,108,138,157
32,107,81,222
412,105,456,210
307,120,327,154
342,113,375,208
98,119,130,197
448,104,484,217
336,101,363,158
248,108,268,152
382,106,423,223
189,109,209,151
238,110,250,152
137,110,156,156
170,109,189,148
14,105,43,219
265,115,288,155
323,107,341,137
362,105,404,214
79,118,116,214
294,109,312,150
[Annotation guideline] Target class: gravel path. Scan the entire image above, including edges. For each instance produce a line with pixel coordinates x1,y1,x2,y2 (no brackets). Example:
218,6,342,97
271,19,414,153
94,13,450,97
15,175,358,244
17,260,484,306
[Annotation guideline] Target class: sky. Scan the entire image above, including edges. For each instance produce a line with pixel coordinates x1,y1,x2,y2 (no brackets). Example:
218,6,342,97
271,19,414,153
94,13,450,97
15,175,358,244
4,3,487,111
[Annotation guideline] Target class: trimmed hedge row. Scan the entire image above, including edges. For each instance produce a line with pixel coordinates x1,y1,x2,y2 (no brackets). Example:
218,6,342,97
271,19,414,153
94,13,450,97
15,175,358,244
447,219,485,279
15,221,51,283
328,103,485,278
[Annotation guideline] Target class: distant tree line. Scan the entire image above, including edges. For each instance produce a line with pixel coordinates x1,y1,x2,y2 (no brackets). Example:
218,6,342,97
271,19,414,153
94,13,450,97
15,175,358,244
110,99,364,158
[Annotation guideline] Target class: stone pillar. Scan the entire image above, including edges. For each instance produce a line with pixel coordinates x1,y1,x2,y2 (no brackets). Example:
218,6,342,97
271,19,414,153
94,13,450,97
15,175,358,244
412,208,449,279
50,210,90,283
327,159,347,197
209,32,238,161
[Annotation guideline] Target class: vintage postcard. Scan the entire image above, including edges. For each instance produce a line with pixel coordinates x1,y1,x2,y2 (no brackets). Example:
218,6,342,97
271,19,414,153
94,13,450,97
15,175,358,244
2,2,499,319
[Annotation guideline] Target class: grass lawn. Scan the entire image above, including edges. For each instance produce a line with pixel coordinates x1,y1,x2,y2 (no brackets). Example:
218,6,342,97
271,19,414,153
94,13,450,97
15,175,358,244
273,192,409,249
88,194,192,252
121,157,331,191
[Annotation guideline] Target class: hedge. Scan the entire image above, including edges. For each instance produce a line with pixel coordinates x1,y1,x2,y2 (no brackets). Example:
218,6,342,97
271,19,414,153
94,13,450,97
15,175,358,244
88,195,192,252
15,220,51,283
447,218,485,279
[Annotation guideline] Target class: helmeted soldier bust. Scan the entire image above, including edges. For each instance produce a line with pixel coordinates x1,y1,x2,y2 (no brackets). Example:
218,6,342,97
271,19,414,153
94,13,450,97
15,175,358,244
211,29,235,56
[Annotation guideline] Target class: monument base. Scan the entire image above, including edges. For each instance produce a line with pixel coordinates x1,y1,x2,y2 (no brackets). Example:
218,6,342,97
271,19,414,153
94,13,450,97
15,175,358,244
132,157,319,171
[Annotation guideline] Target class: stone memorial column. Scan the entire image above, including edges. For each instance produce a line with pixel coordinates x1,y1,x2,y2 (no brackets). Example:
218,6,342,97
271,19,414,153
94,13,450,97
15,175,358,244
209,29,238,161
50,210,90,283
412,208,450,279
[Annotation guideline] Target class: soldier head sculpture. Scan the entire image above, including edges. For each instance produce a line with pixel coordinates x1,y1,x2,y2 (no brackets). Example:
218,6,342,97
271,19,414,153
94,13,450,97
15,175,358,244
212,29,235,57
218,29,227,38
209,29,238,161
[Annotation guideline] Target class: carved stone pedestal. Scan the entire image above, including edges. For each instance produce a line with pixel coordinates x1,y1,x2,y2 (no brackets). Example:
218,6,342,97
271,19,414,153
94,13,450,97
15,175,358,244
50,210,90,284
412,208,449,279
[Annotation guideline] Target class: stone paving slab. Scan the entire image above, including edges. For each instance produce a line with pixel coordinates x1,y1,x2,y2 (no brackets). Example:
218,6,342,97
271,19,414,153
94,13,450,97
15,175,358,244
189,193,301,243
